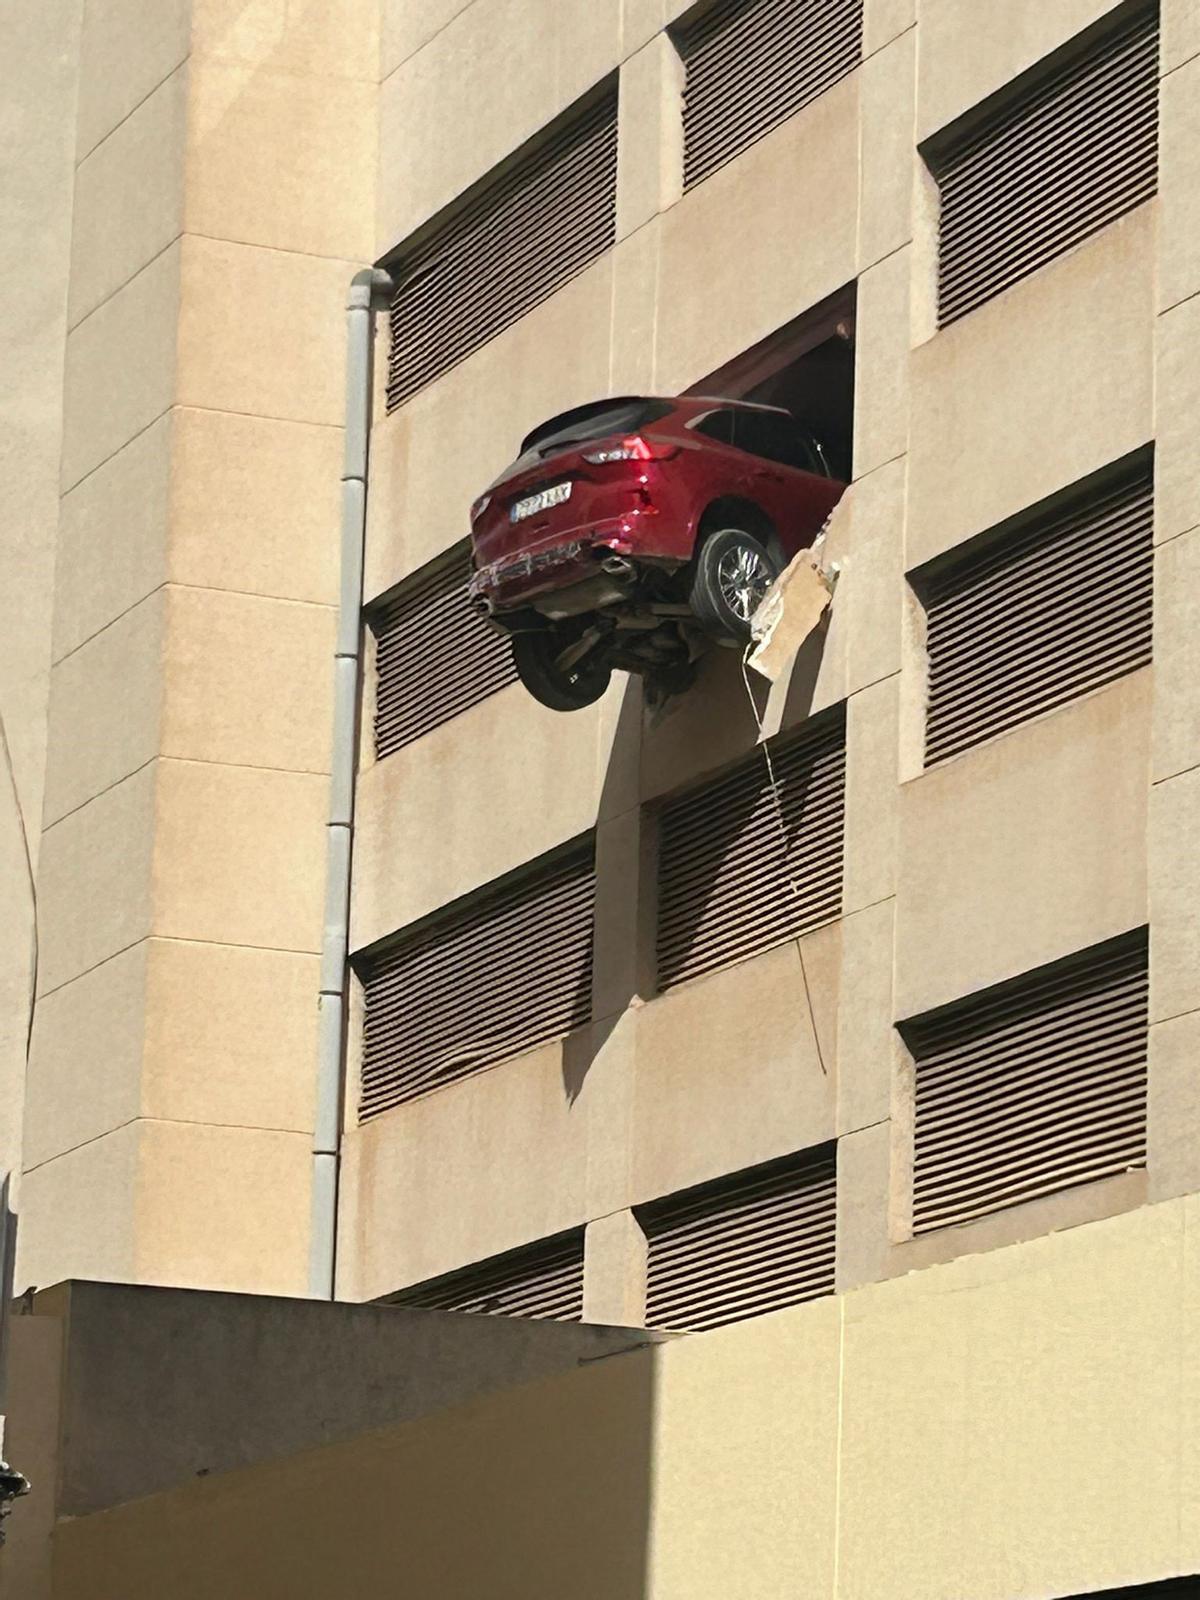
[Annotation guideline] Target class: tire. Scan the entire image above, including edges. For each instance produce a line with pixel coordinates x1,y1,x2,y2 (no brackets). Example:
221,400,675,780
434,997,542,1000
688,527,780,643
511,625,612,712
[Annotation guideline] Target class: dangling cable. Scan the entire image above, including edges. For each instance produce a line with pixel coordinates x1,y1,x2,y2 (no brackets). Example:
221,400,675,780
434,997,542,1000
739,645,828,1076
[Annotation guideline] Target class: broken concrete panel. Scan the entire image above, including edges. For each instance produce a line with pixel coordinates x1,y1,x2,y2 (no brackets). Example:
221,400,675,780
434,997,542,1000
748,547,835,684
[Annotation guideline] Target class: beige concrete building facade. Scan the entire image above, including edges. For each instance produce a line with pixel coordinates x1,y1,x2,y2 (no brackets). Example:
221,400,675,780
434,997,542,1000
1,0,1199,1592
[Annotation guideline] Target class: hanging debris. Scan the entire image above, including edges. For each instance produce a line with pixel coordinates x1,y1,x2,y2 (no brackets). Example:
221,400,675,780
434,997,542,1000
746,508,844,684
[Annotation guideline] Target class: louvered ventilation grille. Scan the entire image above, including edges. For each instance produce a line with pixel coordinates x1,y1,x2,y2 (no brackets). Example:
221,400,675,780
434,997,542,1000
639,1148,837,1332
908,932,1148,1236
359,843,595,1121
678,0,864,190
657,712,845,991
386,88,618,410
923,459,1153,765
372,544,515,759
677,0,863,190
934,4,1159,325
388,1232,585,1322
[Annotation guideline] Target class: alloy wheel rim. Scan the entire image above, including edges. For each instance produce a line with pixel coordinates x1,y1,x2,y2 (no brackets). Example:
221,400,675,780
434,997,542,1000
717,544,772,621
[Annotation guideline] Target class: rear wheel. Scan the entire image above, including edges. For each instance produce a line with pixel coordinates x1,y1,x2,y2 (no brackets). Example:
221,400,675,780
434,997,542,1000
511,622,612,712
688,527,780,643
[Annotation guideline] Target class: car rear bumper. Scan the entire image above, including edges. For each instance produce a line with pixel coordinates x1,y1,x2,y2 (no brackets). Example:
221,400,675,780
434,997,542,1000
469,511,658,614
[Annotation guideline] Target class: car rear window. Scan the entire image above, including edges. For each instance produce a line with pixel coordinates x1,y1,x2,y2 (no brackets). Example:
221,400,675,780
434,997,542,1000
520,399,674,461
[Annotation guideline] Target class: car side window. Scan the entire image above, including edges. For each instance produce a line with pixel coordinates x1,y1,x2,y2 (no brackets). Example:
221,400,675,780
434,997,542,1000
692,409,735,445
734,411,824,474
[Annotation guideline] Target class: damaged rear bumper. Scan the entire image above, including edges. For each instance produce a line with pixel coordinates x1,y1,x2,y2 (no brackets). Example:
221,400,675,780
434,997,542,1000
468,514,648,616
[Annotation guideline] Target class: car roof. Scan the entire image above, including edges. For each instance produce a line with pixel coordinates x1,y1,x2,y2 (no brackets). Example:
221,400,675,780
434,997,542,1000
519,394,794,452
519,397,658,454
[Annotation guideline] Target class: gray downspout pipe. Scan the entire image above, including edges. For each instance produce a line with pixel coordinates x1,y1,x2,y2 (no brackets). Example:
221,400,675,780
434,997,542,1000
310,266,395,1300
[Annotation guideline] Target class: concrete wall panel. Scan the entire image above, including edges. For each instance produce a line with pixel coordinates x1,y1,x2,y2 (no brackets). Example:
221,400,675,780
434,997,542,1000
36,764,157,997
168,407,340,604
17,1125,140,1291
184,62,375,261
631,934,838,1207
176,236,353,428
836,897,896,1135
191,0,379,78
857,25,915,270
160,587,333,773
1158,51,1200,313
53,416,171,662
916,0,1126,143
907,208,1155,570
140,939,316,1133
68,65,187,327
23,944,147,1171
654,77,860,391
647,1299,841,1598
377,0,623,251
60,242,181,492
150,760,326,953
840,1199,1195,1600
338,1040,588,1300
1149,764,1200,1025
75,0,191,160
43,593,165,826
351,683,615,949
895,671,1151,1018
134,1120,310,1295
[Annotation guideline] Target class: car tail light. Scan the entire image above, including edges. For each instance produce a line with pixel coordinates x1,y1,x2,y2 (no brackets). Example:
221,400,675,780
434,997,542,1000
470,492,491,522
581,435,677,464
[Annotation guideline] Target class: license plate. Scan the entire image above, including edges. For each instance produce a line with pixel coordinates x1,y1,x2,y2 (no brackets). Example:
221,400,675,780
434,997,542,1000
510,481,572,523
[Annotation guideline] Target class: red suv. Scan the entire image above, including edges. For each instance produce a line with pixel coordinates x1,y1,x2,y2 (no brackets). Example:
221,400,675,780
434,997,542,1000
468,395,846,710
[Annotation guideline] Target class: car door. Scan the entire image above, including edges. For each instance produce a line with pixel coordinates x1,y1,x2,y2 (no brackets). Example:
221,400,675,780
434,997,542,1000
732,411,844,558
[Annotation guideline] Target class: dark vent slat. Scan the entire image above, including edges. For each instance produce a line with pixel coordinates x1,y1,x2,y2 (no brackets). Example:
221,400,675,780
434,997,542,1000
677,0,862,190
387,91,617,409
359,845,595,1119
372,542,516,756
640,1150,836,1332
656,715,845,991
923,462,1152,765
927,613,1153,762
909,934,1148,1235
389,1231,585,1322
918,963,1147,1067
934,6,1159,324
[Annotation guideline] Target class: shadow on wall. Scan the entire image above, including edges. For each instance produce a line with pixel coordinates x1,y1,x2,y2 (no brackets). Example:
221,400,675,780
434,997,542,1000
561,609,830,1109
33,1299,664,1600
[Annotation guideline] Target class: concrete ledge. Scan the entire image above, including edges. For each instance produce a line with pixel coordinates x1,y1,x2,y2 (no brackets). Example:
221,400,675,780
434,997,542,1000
6,1280,655,1519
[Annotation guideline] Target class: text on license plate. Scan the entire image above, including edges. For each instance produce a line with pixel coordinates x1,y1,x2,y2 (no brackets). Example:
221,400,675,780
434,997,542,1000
511,481,572,523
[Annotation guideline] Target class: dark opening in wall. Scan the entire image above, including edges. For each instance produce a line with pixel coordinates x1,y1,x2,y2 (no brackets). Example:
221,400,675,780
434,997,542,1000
690,283,856,482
